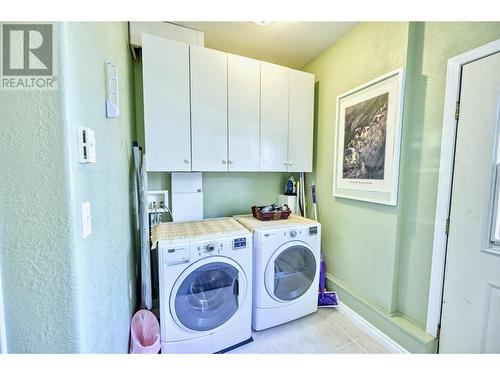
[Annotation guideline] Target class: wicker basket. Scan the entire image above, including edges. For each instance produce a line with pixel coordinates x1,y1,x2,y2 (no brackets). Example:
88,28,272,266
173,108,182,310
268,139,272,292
251,205,292,221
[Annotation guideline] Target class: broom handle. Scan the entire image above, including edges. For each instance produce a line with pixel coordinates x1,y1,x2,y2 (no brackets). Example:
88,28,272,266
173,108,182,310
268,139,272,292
312,183,318,221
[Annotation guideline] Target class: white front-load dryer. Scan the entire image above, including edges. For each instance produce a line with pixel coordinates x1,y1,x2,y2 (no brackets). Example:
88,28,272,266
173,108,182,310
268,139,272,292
234,214,321,331
154,218,253,353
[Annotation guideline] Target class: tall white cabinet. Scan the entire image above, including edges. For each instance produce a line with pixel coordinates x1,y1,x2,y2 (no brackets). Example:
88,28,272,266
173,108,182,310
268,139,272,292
190,46,228,171
142,33,191,171
288,69,315,172
227,54,261,171
260,62,290,172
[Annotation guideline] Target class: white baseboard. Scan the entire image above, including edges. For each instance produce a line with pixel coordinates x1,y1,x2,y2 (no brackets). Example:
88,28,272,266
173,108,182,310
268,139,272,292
338,303,409,353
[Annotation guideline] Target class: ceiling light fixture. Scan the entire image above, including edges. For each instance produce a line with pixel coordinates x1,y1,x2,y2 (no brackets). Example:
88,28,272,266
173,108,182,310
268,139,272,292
254,21,272,26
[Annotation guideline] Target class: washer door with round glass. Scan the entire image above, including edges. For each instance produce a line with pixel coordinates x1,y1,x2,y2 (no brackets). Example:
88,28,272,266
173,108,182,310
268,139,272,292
170,257,247,332
265,241,317,302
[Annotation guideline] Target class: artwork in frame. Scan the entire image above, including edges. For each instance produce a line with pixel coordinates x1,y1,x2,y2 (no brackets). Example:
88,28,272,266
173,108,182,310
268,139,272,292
333,68,405,205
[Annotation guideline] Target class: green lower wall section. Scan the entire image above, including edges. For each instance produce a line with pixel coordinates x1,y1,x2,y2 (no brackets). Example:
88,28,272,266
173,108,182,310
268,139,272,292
328,274,436,353
304,22,500,352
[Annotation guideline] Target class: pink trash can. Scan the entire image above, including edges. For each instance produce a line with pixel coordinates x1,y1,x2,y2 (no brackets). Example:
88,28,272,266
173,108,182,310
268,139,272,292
129,310,160,354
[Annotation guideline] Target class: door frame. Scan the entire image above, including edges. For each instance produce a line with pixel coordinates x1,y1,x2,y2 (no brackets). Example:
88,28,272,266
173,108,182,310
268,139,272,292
426,39,500,339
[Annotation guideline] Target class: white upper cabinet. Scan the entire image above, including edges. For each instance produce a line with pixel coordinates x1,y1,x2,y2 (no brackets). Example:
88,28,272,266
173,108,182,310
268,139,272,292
260,62,289,172
141,37,315,173
288,69,315,172
190,45,228,171
142,33,191,171
227,54,261,171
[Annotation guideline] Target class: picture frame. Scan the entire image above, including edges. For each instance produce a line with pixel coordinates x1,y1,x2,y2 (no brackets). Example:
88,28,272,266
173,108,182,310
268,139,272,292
333,67,405,206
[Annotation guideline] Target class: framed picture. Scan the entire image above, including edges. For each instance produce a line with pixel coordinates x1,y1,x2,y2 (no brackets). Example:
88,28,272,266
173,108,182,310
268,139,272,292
333,68,405,206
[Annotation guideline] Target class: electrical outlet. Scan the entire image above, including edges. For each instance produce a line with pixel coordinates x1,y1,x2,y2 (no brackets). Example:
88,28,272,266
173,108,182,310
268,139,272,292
81,202,91,239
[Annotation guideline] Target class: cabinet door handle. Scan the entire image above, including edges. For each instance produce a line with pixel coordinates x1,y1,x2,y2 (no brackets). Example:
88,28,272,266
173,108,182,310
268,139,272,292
228,160,233,164
283,161,288,165
222,160,227,164
183,159,190,163
288,162,293,166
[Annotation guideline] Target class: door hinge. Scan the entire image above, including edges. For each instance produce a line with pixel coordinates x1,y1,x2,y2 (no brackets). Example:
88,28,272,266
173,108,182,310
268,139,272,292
455,101,460,121
445,218,450,235
436,323,441,340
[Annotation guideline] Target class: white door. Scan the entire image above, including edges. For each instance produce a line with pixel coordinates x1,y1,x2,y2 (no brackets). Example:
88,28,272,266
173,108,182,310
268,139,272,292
439,52,500,353
142,34,191,171
190,45,228,172
227,54,261,171
288,69,314,172
260,62,289,172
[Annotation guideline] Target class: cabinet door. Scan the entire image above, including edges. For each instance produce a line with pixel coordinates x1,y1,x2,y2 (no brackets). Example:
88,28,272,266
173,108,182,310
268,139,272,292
142,33,191,171
227,54,261,171
288,69,314,172
260,62,289,172
190,45,228,171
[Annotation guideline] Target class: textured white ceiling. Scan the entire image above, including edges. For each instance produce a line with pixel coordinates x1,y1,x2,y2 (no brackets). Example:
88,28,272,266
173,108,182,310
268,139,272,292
175,22,358,69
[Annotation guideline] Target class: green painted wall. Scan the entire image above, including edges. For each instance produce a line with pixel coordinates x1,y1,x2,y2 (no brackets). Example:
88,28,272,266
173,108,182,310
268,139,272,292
134,61,288,219
60,22,137,353
304,22,500,352
0,22,137,353
397,21,500,327
0,23,80,353
304,21,409,315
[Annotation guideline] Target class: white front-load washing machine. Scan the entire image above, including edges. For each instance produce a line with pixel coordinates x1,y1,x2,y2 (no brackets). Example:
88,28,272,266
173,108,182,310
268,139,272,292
153,217,252,353
234,214,321,331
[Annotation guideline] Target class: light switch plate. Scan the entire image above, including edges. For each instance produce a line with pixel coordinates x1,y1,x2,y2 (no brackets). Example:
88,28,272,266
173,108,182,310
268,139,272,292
81,202,92,239
78,127,96,164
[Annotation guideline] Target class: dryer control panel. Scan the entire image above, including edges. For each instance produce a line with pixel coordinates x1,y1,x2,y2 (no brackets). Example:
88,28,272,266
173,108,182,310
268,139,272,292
192,235,251,258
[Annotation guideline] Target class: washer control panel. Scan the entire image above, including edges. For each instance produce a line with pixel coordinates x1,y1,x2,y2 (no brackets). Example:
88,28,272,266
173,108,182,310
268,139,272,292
197,241,223,256
233,237,247,249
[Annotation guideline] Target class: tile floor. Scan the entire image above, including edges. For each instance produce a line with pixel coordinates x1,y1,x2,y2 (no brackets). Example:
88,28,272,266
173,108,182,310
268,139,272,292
229,308,395,354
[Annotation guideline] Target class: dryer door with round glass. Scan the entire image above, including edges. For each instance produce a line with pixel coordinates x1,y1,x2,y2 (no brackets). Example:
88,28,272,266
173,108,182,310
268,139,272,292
170,257,247,332
265,241,317,302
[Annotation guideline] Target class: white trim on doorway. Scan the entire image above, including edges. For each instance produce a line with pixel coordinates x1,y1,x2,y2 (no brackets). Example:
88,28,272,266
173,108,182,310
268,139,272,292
426,39,500,338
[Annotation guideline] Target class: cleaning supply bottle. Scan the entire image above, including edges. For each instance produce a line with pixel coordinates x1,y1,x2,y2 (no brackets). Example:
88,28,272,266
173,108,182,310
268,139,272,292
285,174,296,195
